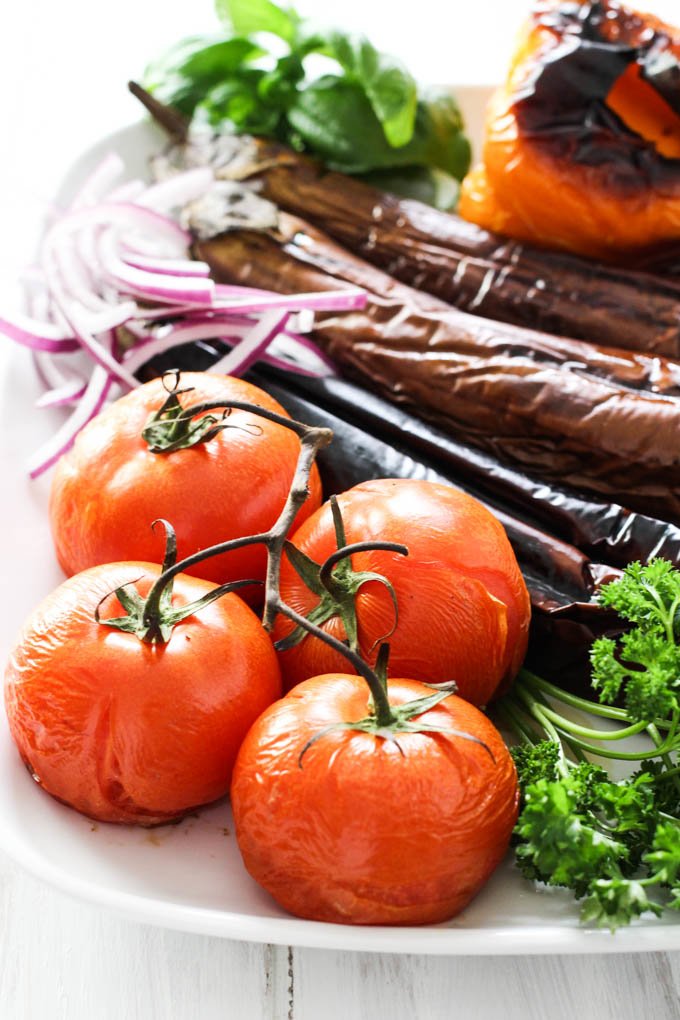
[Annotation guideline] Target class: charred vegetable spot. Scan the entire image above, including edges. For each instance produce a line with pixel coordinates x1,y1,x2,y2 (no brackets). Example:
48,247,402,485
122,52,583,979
642,49,680,117
512,0,680,193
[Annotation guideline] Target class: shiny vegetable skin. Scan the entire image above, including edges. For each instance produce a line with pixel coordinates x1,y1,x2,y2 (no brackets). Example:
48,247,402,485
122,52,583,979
231,674,519,925
275,480,531,705
460,0,680,260
198,227,680,524
4,562,282,824
251,143,680,358
49,373,322,588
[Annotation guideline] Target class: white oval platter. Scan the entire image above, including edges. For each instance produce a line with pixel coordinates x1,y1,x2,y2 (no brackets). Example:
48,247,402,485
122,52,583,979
2,87,679,954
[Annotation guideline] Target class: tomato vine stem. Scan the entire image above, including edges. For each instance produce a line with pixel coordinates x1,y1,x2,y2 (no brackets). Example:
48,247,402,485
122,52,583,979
277,604,396,728
99,371,476,752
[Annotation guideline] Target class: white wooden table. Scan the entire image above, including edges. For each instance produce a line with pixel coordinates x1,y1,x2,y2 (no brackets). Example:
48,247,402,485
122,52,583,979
2,1,680,1016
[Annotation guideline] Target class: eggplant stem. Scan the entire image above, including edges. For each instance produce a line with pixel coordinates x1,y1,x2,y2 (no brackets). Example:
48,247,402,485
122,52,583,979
127,81,189,140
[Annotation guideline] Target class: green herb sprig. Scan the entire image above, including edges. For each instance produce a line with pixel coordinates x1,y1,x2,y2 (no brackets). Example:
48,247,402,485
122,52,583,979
496,559,680,930
143,0,470,209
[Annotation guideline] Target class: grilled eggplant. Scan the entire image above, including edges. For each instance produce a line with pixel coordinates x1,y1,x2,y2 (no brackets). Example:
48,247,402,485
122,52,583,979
133,80,680,353
250,148,680,358
196,219,680,524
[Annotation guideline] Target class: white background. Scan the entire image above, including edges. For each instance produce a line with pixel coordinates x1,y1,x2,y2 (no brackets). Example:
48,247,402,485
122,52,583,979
2,1,680,1017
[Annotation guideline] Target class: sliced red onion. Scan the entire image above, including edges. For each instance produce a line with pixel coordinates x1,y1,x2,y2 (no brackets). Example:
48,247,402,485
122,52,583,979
107,180,146,202
97,228,214,305
122,321,248,374
69,153,125,211
205,284,272,297
50,235,108,313
0,314,79,353
32,350,85,392
85,302,138,332
136,310,255,328
208,310,289,377
36,378,88,408
132,303,214,320
4,153,366,476
121,252,211,278
212,287,366,314
27,365,114,478
269,331,336,375
138,168,214,213
50,202,190,251
41,246,139,389
65,306,139,390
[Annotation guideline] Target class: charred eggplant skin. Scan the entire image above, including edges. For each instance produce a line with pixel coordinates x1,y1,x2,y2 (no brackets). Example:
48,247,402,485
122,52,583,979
196,223,680,525
144,84,680,341
253,151,680,356
143,338,680,578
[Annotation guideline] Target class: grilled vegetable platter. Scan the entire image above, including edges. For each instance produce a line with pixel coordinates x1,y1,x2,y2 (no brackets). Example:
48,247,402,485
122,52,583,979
2,0,680,946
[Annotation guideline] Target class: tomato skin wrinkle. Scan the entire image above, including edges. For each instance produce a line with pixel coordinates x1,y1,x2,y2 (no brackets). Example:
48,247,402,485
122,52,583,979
49,373,322,595
4,562,282,825
274,479,531,705
231,674,519,926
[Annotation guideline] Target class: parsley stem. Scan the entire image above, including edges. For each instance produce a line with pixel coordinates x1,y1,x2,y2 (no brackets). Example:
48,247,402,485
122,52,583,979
646,716,680,796
543,734,678,761
513,687,572,773
504,687,588,762
492,700,539,746
520,669,675,731
514,678,650,742
519,670,631,721
530,705,650,742
668,594,680,642
514,681,679,760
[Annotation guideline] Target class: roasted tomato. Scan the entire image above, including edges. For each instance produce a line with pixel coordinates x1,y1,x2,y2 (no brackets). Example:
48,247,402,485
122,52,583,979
49,373,322,590
273,479,530,705
459,0,680,260
231,673,518,925
4,561,281,824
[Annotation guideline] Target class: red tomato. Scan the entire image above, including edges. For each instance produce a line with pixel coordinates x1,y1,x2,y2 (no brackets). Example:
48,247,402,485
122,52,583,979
274,479,531,705
231,673,518,925
49,373,322,590
4,562,282,824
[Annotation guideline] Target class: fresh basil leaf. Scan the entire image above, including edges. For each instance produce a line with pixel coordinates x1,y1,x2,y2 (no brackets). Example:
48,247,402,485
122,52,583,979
415,87,471,180
199,73,285,136
287,77,396,173
322,32,417,148
257,54,305,107
358,166,460,210
288,78,471,179
145,36,264,116
144,35,217,88
215,0,299,44
145,36,264,89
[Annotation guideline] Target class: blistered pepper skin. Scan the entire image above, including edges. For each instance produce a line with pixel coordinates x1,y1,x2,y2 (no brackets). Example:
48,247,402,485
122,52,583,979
232,675,519,926
459,0,680,260
4,563,282,825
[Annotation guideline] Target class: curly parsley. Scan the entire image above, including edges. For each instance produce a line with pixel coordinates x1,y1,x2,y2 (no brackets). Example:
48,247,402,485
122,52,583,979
498,558,680,931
